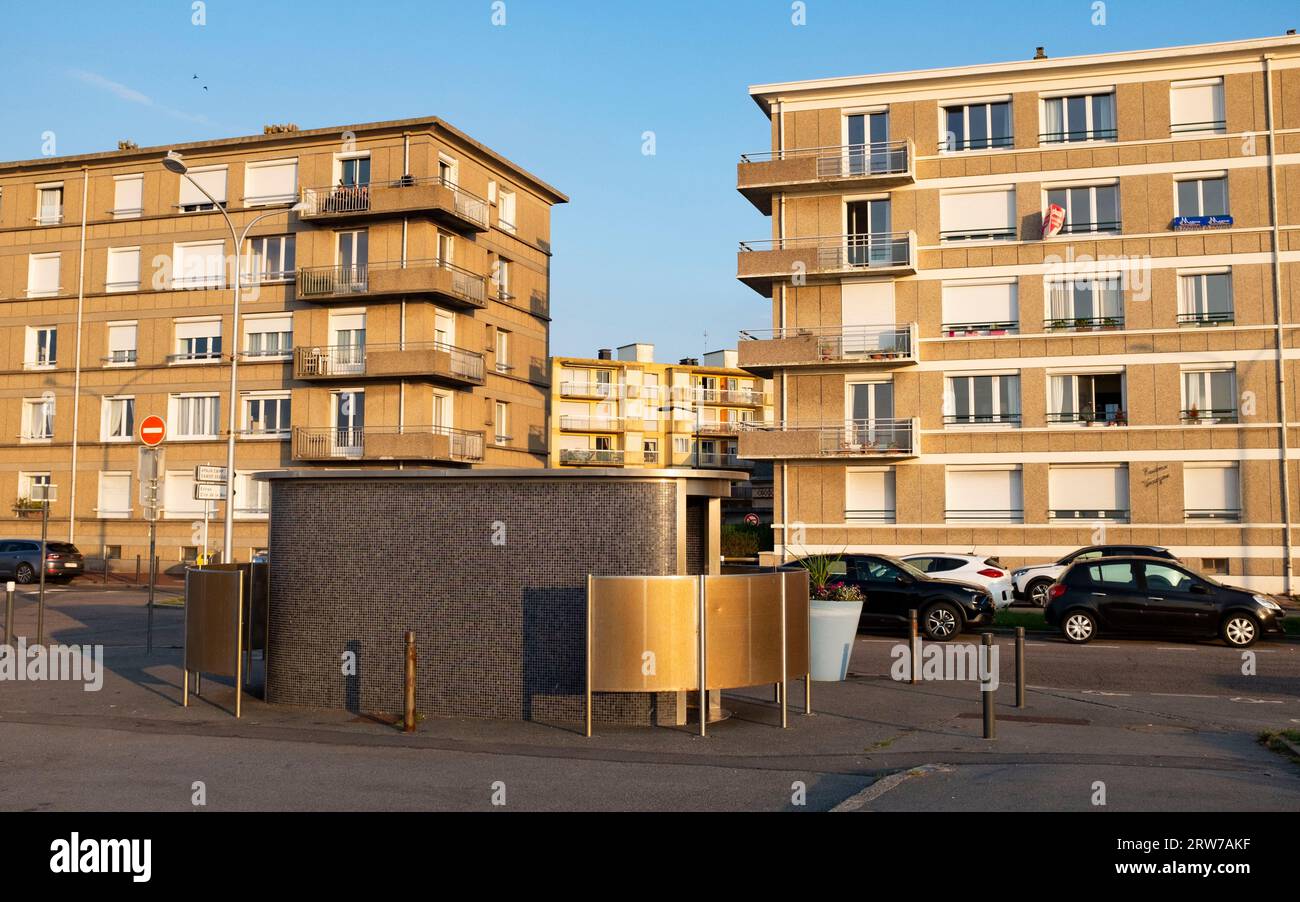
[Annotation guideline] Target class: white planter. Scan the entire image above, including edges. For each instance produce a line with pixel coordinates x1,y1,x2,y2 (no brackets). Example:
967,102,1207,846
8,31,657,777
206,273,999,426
809,598,863,681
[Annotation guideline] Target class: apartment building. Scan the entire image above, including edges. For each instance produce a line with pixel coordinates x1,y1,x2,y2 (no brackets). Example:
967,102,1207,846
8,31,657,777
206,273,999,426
0,116,565,566
550,344,773,472
736,34,1300,591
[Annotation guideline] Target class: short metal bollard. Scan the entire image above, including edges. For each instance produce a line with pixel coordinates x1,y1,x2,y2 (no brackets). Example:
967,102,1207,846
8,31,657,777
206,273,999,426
403,631,417,733
135,554,141,587
908,609,920,684
982,632,996,740
1015,626,1026,708
3,581,13,646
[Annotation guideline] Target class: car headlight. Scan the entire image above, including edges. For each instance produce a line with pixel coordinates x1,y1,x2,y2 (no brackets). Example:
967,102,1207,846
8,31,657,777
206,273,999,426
1012,569,1026,578
1252,594,1282,611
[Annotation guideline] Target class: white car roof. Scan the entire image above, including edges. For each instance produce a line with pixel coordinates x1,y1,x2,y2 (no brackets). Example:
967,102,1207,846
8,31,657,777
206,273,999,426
901,552,985,562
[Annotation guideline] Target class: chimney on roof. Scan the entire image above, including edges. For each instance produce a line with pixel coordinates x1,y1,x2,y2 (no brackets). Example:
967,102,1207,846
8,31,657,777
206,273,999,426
263,123,300,135
1034,46,1048,60
117,140,138,151
1288,29,1296,35
597,348,613,360
679,357,700,367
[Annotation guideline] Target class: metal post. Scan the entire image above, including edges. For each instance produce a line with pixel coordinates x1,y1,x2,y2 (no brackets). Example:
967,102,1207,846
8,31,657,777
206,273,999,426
908,608,920,684
698,574,707,738
982,632,996,740
403,630,416,733
3,581,13,646
135,554,141,586
146,518,157,655
779,572,788,729
585,575,593,738
1015,626,1026,708
36,499,48,645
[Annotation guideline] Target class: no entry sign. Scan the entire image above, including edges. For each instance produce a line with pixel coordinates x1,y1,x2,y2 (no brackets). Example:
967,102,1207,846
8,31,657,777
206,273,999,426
139,415,166,447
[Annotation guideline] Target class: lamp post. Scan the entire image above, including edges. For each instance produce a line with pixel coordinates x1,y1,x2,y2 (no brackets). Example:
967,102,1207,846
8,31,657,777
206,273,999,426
658,403,701,468
163,151,307,563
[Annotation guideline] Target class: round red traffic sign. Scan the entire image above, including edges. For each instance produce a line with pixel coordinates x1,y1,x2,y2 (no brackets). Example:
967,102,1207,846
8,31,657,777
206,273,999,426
744,513,760,526
139,415,167,447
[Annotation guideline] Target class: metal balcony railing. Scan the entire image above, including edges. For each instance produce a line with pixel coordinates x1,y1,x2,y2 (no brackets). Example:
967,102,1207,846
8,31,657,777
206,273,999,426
945,509,1025,523
686,386,770,405
299,177,490,228
738,232,915,271
1171,119,1226,135
939,226,1018,242
739,139,913,179
1181,408,1238,424
558,381,621,399
846,509,896,523
943,413,1022,426
559,448,625,465
1185,508,1241,522
293,341,485,381
295,258,487,305
559,416,625,432
1040,128,1118,144
938,134,1014,153
1047,410,1128,426
293,425,484,461
742,418,917,456
1045,316,1124,331
696,452,750,469
1050,508,1130,522
1177,311,1234,326
740,324,916,363
940,321,1019,336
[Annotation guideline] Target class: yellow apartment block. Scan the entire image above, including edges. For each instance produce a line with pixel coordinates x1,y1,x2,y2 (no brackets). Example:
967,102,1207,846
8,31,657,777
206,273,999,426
0,116,565,570
550,344,773,471
736,34,1300,591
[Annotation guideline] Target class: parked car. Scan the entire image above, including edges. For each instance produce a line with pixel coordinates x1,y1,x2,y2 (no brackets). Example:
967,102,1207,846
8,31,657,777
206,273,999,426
901,553,1014,609
1043,555,1287,648
1012,545,1179,607
784,553,996,641
0,540,85,584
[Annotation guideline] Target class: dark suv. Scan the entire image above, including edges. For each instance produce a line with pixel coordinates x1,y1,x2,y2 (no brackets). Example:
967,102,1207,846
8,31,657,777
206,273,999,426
786,554,996,641
1044,556,1287,647
0,540,85,583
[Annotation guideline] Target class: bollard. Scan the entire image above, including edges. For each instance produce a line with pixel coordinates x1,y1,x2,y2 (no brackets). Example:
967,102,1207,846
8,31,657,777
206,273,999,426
3,581,13,646
403,631,417,733
1015,626,1026,708
135,554,141,586
908,609,920,684
982,633,996,740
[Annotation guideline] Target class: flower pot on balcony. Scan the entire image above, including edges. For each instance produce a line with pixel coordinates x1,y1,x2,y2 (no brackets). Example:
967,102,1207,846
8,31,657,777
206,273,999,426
810,598,864,681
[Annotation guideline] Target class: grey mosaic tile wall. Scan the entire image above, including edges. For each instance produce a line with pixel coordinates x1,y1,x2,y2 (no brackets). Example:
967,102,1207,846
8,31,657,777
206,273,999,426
265,477,683,726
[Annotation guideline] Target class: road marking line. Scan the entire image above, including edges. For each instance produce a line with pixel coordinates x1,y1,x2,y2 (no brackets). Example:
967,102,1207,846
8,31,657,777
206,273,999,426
1150,692,1218,699
832,765,950,812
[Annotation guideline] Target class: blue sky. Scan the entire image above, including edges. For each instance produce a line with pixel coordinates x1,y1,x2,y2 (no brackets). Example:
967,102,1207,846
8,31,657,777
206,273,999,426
1,0,1295,360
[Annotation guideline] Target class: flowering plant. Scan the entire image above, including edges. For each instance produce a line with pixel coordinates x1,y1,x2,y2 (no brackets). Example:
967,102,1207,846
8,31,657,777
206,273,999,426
814,581,864,602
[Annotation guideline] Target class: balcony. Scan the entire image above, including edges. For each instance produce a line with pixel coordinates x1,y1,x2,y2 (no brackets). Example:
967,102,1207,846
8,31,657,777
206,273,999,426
738,324,917,374
738,232,916,295
1045,316,1124,332
291,425,484,463
293,341,485,386
558,381,622,400
559,448,627,466
737,419,918,460
296,259,487,309
558,416,625,432
737,140,914,214
696,452,753,470
684,386,770,407
696,420,746,436
298,177,489,232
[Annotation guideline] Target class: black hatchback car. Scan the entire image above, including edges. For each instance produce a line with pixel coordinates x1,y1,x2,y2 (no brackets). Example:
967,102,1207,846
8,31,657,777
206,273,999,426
1044,556,1287,647
786,554,996,641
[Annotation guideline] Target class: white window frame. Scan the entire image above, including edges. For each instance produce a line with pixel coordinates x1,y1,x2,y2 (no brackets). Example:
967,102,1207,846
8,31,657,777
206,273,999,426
845,467,897,524
234,471,272,518
106,246,142,293
497,187,517,233
112,174,144,220
22,397,56,442
1173,172,1229,218
105,320,138,367
242,158,299,206
24,325,58,369
172,316,223,365
1047,367,1127,426
944,464,1024,523
244,234,295,284
940,278,1019,336
243,313,293,359
494,401,511,445
939,186,1016,242
242,391,292,439
944,372,1021,427
1039,89,1117,145
1044,274,1124,329
96,471,132,519
18,472,52,503
1176,268,1234,326
169,393,221,440
172,240,227,289
1183,462,1241,522
495,329,511,373
1048,464,1130,522
1043,180,1121,235
1170,77,1226,136
1180,366,1238,424
27,252,61,298
101,395,136,442
938,96,1013,153
36,182,64,225
177,164,228,212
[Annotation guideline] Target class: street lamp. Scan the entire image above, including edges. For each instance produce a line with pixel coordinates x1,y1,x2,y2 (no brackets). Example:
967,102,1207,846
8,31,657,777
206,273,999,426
164,150,308,563
658,404,701,468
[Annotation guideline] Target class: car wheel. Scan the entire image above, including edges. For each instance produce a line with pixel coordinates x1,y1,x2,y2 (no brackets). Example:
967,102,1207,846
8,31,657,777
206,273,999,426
1221,613,1259,648
922,602,962,642
1028,579,1054,608
14,563,35,585
1062,610,1096,644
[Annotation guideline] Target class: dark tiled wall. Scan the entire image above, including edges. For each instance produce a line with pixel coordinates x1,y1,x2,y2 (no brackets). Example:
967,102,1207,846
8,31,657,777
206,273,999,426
266,478,681,725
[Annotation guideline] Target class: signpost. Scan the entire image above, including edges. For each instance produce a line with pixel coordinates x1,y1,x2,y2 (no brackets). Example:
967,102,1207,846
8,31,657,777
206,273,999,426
31,482,56,646
139,416,166,653
193,466,228,566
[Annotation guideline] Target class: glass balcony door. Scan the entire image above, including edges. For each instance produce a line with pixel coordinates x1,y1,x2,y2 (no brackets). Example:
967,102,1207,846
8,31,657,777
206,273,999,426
846,199,892,267
332,391,365,457
847,381,894,445
846,111,891,175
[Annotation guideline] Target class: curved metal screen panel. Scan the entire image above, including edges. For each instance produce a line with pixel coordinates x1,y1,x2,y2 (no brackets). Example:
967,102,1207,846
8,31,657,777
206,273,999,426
588,576,699,692
704,573,784,689
784,570,811,675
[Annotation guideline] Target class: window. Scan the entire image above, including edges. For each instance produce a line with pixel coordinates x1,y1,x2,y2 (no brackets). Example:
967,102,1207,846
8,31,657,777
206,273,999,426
436,231,454,264
1201,557,1229,576
1143,563,1196,593
97,472,131,519
24,326,57,369
844,110,900,174
434,309,455,346
36,184,63,224
173,240,226,288
1080,562,1137,588
941,100,1012,151
243,393,291,437
106,321,138,366
245,235,295,283
1178,271,1233,326
939,187,1016,241
112,174,143,219
244,314,292,358
432,391,452,429
1175,174,1229,218
1046,183,1119,234
845,468,896,523
1045,276,1123,329
106,246,141,292
940,280,1018,335
494,401,510,444
945,374,1020,425
494,257,512,300
1049,465,1129,521
338,155,370,187
102,396,135,441
164,472,205,519
181,546,201,563
244,158,298,205
495,329,511,373
22,397,55,441
235,473,271,517
1184,463,1240,522
27,252,61,298
1042,91,1116,143
19,473,52,504
177,165,227,212
173,318,222,363
498,188,516,233
1049,372,1126,424
438,155,458,187
945,466,1023,523
642,439,659,465
1170,78,1225,135
1182,368,1237,423
170,394,220,439
104,545,122,560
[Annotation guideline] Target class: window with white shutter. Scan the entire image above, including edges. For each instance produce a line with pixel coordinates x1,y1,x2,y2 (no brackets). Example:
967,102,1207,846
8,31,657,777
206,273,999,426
845,469,896,523
945,467,1023,523
169,394,220,438
164,471,206,518
106,321,138,366
940,187,1016,241
244,159,298,205
27,253,61,297
244,314,293,357
1170,78,1225,135
106,247,141,292
178,166,228,211
173,318,223,364
941,280,1018,334
1184,464,1240,522
97,472,131,519
113,175,144,219
173,241,226,288
1049,465,1129,521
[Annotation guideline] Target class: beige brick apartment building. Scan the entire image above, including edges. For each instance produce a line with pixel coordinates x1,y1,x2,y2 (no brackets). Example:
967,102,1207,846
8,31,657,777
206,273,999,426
736,34,1300,592
0,116,565,568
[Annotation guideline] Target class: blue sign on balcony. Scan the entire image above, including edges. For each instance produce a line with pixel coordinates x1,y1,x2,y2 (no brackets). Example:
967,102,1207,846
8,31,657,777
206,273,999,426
1171,215,1233,231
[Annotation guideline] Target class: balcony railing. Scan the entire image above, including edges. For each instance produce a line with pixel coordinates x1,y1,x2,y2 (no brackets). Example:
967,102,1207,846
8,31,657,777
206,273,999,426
559,448,625,465
738,232,916,274
1047,410,1128,426
1177,311,1234,327
293,341,485,383
940,321,1019,337
945,509,1025,523
1050,508,1130,522
558,381,620,399
686,386,770,406
740,139,911,175
1040,128,1118,144
559,416,625,432
944,414,1022,427
1181,408,1238,424
939,226,1018,242
292,425,484,462
296,258,487,307
696,452,751,469
846,510,896,523
299,176,490,230
1185,508,1242,522
738,418,918,458
938,134,1014,153
738,324,916,369
1057,220,1122,235
1045,316,1124,331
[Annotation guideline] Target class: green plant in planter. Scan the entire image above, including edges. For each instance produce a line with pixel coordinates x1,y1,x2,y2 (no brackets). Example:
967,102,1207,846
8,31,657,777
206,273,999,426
799,553,840,596
817,581,865,602
13,496,43,512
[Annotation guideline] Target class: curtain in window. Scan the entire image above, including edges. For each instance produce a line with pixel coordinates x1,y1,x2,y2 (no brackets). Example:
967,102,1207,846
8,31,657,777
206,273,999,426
110,400,127,437
1048,282,1073,321
1050,375,1074,419
1091,94,1116,138
1183,373,1207,414
1044,99,1065,142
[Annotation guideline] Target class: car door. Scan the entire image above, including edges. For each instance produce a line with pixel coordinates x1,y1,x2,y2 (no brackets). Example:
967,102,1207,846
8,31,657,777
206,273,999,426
1139,561,1216,634
1077,560,1146,629
0,542,14,577
852,556,913,623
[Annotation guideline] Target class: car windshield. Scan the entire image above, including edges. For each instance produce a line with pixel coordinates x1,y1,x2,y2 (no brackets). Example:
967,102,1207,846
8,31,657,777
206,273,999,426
875,554,929,580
